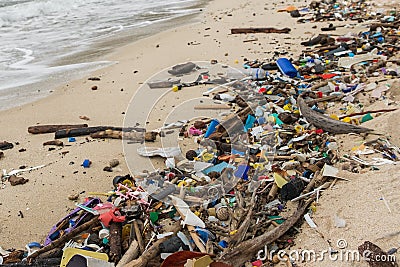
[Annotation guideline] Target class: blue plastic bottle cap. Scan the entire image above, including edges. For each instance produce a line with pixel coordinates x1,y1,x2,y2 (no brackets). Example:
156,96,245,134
68,137,76,142
82,159,91,168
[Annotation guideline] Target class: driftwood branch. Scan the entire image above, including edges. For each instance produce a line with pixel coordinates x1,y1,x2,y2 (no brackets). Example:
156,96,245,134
91,130,157,142
27,216,99,261
218,198,313,267
124,221,181,267
116,240,139,267
338,108,397,119
305,94,343,105
133,220,145,254
110,222,123,263
229,189,258,247
231,27,291,34
28,124,88,134
298,96,373,134
55,126,145,139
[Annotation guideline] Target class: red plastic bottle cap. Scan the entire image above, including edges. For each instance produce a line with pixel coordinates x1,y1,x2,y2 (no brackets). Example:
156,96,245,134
258,87,267,93
316,91,323,98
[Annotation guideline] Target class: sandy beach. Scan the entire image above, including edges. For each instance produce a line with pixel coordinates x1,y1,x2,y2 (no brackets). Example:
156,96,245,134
0,0,399,266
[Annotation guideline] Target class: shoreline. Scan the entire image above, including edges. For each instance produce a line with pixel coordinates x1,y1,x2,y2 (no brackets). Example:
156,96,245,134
0,0,208,112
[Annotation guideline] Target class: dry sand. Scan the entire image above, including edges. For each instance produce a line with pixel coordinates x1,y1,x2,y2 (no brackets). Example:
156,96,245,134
0,0,398,266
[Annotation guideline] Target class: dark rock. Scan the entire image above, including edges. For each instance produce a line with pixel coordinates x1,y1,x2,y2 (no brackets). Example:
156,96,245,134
9,175,29,186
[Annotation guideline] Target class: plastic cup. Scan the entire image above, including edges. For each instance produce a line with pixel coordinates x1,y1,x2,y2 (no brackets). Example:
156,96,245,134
99,229,110,239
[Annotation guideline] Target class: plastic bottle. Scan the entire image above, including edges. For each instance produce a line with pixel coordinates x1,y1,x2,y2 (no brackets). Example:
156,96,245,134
225,68,268,80
245,68,268,80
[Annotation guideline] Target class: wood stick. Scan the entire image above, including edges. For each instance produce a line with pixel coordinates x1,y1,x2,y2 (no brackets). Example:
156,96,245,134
231,27,291,34
27,216,99,261
133,220,145,254
194,104,232,110
28,124,88,134
117,240,139,267
91,130,146,142
229,189,258,247
267,183,279,201
338,108,397,119
218,198,314,266
43,140,64,146
170,198,207,253
243,38,258,43
55,126,145,139
124,221,181,267
314,44,340,52
305,94,343,105
187,225,207,253
309,81,328,91
110,222,123,263
302,171,320,194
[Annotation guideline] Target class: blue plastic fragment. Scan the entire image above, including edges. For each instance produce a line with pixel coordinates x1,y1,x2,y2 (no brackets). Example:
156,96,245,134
244,114,256,132
219,240,228,248
234,165,250,181
82,159,91,168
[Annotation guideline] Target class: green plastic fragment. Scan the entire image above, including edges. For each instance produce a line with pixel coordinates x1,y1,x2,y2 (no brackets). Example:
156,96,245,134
169,207,177,218
268,215,285,225
271,113,283,125
150,212,159,223
361,113,373,123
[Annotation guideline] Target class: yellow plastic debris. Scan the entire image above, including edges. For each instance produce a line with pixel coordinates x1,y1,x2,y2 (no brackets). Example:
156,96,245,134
330,114,339,120
342,117,351,123
273,172,288,188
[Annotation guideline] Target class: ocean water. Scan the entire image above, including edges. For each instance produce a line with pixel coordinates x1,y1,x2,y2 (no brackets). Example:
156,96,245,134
0,0,205,110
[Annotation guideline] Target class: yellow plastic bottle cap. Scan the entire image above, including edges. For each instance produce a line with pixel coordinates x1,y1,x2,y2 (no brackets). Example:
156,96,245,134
234,59,239,64
295,125,304,133
172,85,179,92
330,114,339,120
283,104,292,111
202,152,214,162
230,230,238,235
